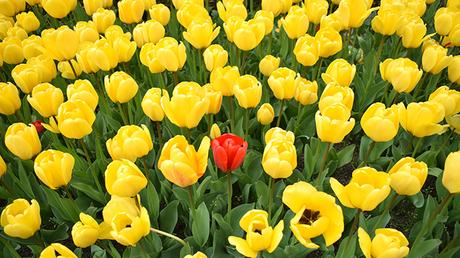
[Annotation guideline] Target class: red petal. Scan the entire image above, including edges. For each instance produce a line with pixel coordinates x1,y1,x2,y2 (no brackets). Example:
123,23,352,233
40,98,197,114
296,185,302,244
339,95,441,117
213,145,228,172
230,146,247,171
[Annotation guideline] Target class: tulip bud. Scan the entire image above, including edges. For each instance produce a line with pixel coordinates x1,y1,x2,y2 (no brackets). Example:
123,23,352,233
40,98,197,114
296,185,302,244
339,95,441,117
210,65,240,96
371,8,401,36
74,21,99,43
316,103,355,143
254,10,274,35
133,20,165,47
315,27,342,58
321,59,356,87
398,101,448,138
233,75,262,109
448,55,460,84
76,44,100,74
268,67,297,100
259,55,280,77
155,37,187,71
105,159,147,197
319,83,354,114
32,120,45,134
11,64,40,93
257,103,275,125
380,58,423,93
0,0,25,16
6,26,27,41
335,0,376,29
262,139,297,179
306,0,328,24
294,34,320,66
104,24,132,42
27,83,64,118
89,38,119,71
223,16,243,43
232,19,265,51
361,103,399,142
203,44,228,72
203,84,223,114
71,213,99,248
185,252,207,258
34,150,75,189
397,15,427,48
142,88,168,121
112,37,137,63
281,6,309,39
67,80,98,111
92,8,116,33
0,155,6,177
58,59,82,79
57,100,96,139
176,2,211,29
294,77,318,105
320,13,345,32
41,26,79,61
211,133,248,172
15,12,39,33
27,54,57,83
106,125,153,162
21,35,46,60
0,36,24,64
41,0,77,18
110,203,150,246
422,44,453,74
217,0,247,23
0,82,21,115
104,71,139,103
40,243,77,257
358,228,409,258
210,123,221,139
388,157,428,196
5,123,41,160
118,0,145,24
428,86,460,116
442,150,460,194
265,127,295,144
83,0,108,15
149,4,170,26
0,199,41,239
434,8,459,36
183,19,220,49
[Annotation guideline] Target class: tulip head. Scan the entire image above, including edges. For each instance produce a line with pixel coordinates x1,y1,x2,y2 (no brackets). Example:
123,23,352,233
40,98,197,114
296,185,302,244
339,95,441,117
41,26,79,61
0,199,41,239
71,213,99,248
268,67,297,100
155,37,187,71
315,103,355,143
41,0,77,19
26,81,62,112
142,88,168,121
448,56,460,84
118,0,145,24
442,151,460,194
211,133,248,172
335,0,376,29
259,55,280,77
422,44,453,74
15,11,40,33
319,83,354,114
0,36,24,64
254,10,274,35
0,82,21,115
176,2,210,29
294,35,320,66
398,101,448,138
183,19,220,49
281,6,309,39
92,8,116,33
380,58,423,93
210,123,221,139
428,86,460,116
232,19,265,51
397,15,427,48
56,100,96,139
217,0,248,23
294,77,318,106
203,83,223,114
388,157,427,196
149,4,170,26
361,103,399,142
104,71,139,103
34,150,75,189
210,65,240,96
67,79,99,111
257,103,275,125
133,20,165,47
233,75,262,109
264,127,295,144
316,27,343,58
58,59,82,79
184,252,208,258
371,8,402,36
262,139,297,179
305,0,328,24
203,44,228,72
321,59,356,87
5,123,41,160
358,228,409,258
105,159,148,197
106,125,153,162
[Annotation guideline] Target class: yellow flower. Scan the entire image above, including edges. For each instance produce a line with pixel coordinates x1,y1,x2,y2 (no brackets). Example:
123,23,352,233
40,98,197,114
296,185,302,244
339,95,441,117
41,26,79,61
321,59,356,87
282,181,344,249
267,67,297,100
330,167,391,211
89,38,119,71
446,114,460,134
112,37,138,64
396,15,427,49
158,135,210,187
443,151,460,194
335,0,376,29
92,8,116,33
133,20,165,47
388,157,427,196
149,4,170,26
223,16,243,42
281,6,309,39
10,65,40,94
448,56,460,84
106,125,153,162
0,155,6,177
203,44,228,72
41,0,77,19
7,26,28,40
74,21,99,43
4,123,41,160
58,59,82,80
0,15,13,40
105,159,148,197
139,43,165,73
203,83,223,114
0,36,24,64
259,55,280,77
264,127,295,144
318,82,354,114
40,243,77,258
361,103,399,142
371,8,402,36
315,27,342,58
315,103,355,143
295,77,318,105
104,71,139,103
0,82,21,115
184,251,207,258
232,19,265,51
358,228,409,258
379,58,423,93
233,75,262,109
176,2,211,29
422,44,453,74
172,0,204,9
144,0,156,9
67,79,99,111
257,103,275,125
217,0,247,22
0,0,25,17
183,19,220,49
428,86,460,116
305,0,328,24
142,88,168,121
76,44,100,74
228,209,284,258
155,37,187,72
434,7,458,36
56,100,96,139
262,139,297,178
320,13,345,32
398,101,448,138
0,199,41,239
210,65,240,96
293,34,320,66
254,10,274,35
71,213,99,248
27,54,57,83
210,123,221,139
261,0,291,17
34,150,75,189
83,0,105,15
21,35,45,60
15,11,39,33
118,0,145,24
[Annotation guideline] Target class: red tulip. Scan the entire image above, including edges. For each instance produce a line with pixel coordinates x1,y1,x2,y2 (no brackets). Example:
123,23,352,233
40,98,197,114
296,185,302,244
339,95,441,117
31,120,44,134
211,133,248,173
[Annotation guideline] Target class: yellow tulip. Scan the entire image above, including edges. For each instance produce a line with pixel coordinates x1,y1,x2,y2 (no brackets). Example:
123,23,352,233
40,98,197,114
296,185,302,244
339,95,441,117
67,79,99,111
0,36,24,64
83,0,105,15
305,0,328,24
320,13,345,32
155,37,187,72
203,44,228,72
56,100,96,139
398,101,448,138
7,26,28,40
264,127,295,144
185,251,207,258
379,58,423,93
172,0,204,9
5,123,41,160
40,243,77,258
282,181,344,249
315,103,355,143
34,150,74,189
102,195,142,225
0,155,5,177
217,0,247,22
254,10,274,35
15,12,39,33
0,15,13,40
76,44,100,74
133,20,165,47
281,6,309,39
268,67,297,100
161,82,209,128
321,59,356,87
89,38,119,71
259,55,280,77
11,64,41,94
0,82,21,115
335,0,376,29
210,123,221,139
358,228,409,258
149,4,170,26
210,65,240,96
397,15,427,48
446,114,460,134
41,0,76,18
422,44,453,74
319,82,354,114
0,199,41,239
257,103,275,125
0,0,25,17
27,54,57,83
158,135,210,187
176,3,211,29
92,8,116,33
361,103,399,142
58,59,82,80
21,35,46,60
26,0,41,6
203,83,222,114
41,26,79,61
262,139,297,179
261,0,291,16
143,0,155,9
293,35,320,66
71,213,99,248
228,209,284,258
372,8,402,36
106,125,153,162
104,71,139,103
183,19,220,49
448,56,460,84
388,157,427,196
330,167,391,211
142,88,168,121
223,16,243,43
105,159,148,197
315,27,342,58
442,150,460,194
139,42,165,73
118,0,145,24
428,86,460,116
294,77,318,105
113,37,139,64
233,75,262,109
74,21,99,43
108,201,150,246
232,19,265,51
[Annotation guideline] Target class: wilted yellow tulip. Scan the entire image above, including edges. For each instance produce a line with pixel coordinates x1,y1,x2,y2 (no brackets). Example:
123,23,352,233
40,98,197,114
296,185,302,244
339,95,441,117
295,77,318,105
232,19,265,51
294,35,320,66
34,150,74,189
318,82,354,113
254,10,274,35
398,101,448,138
74,21,99,43
118,0,145,24
0,155,6,177
442,150,460,194
161,82,209,128
0,0,25,17
67,80,98,111
203,84,222,114
71,213,99,248
380,58,423,93
133,20,165,47
155,37,187,71
217,0,247,22
41,26,79,61
185,252,207,258
422,44,452,74
105,159,148,197
0,199,41,239
149,4,170,25
158,135,210,187
361,103,399,142
104,71,138,103
176,3,211,29
449,56,460,84
257,103,275,125
0,82,21,115
5,123,41,160
268,67,297,100
183,19,220,49
210,65,240,96
203,44,228,72
0,36,24,64
142,88,168,121
397,15,427,48
315,27,342,58
358,228,409,258
330,167,391,211
40,243,77,258
316,103,355,143
371,8,401,36
92,8,116,33
335,0,376,28
106,125,153,162
228,209,283,257
321,59,356,87
262,139,297,178
27,83,64,118
428,86,460,116
281,6,309,39
388,157,427,196
305,0,328,24
15,12,39,33
58,59,82,79
259,55,280,77
282,181,344,249
265,127,295,144
210,123,221,139
56,100,96,139
233,75,262,109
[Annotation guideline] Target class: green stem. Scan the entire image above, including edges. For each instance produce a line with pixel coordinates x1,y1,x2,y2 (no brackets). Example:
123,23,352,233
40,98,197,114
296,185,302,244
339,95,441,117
117,102,129,125
156,121,163,149
188,186,195,212
372,193,398,231
315,58,323,82
244,108,249,139
276,99,285,127
268,177,275,219
68,60,78,79
227,173,232,215
315,142,331,190
359,140,376,167
411,137,423,158
440,234,460,255
173,71,179,86
150,228,187,246
64,185,74,200
412,72,428,101
229,96,235,132
79,139,91,163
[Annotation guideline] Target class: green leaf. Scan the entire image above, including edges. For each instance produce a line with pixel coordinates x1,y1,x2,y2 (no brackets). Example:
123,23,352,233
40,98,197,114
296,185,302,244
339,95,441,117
41,224,69,243
159,200,179,233
336,144,355,168
192,202,210,247
71,181,106,204
407,239,441,258
140,182,160,224
409,192,425,208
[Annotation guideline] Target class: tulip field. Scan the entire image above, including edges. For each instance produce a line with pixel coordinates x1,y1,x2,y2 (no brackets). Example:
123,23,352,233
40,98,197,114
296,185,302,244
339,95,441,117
2,0,460,257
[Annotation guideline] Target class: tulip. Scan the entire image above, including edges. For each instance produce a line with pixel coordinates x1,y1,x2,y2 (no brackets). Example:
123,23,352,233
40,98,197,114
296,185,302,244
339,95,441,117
71,213,99,248
388,157,427,196
0,82,21,115
26,83,63,118
294,35,320,66
305,0,328,24
257,103,275,125
0,155,5,177
203,44,228,72
0,0,25,17
0,15,13,40
321,59,356,87
104,71,139,104
448,56,460,84
67,79,99,111
335,0,376,29
0,36,24,64
10,64,39,94
210,66,240,96
139,43,165,73
74,21,99,43
155,37,187,71
380,58,423,93
228,209,284,257
217,0,247,22
233,75,262,109
106,125,153,162
185,252,207,258
446,114,460,134
104,25,132,42
0,199,41,239
89,38,119,71
318,82,354,113
253,10,274,35
21,35,45,60
58,59,82,79
268,67,297,100
294,77,318,105
282,181,344,248
232,19,265,51
361,103,399,142
320,13,345,32
149,4,170,26
92,8,116,33
5,123,41,160
172,0,204,9
176,2,211,29
211,133,248,172
76,44,100,74
358,228,409,258
315,28,342,59
259,55,280,77
203,84,223,114
105,159,148,197
133,20,165,47
442,151,460,194
262,139,297,179
428,86,460,116
7,26,28,40
41,0,77,18
142,88,168,121
15,12,39,33
398,101,448,138
315,103,355,143
112,37,137,63
118,0,145,24
26,0,41,6
83,0,105,15
27,54,57,83
223,16,243,43
371,8,402,36
422,44,453,74
102,195,143,224
281,6,309,39
158,135,210,187
210,123,221,139
183,19,220,49
41,26,79,61
40,243,77,258
56,100,96,139
109,203,150,246
397,15,427,48
264,127,295,144
34,150,75,189
434,8,457,36
261,0,291,16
